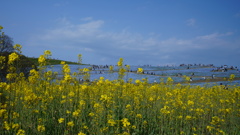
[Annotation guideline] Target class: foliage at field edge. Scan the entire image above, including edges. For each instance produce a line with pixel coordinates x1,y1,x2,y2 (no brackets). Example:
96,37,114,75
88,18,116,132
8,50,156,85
28,57,79,66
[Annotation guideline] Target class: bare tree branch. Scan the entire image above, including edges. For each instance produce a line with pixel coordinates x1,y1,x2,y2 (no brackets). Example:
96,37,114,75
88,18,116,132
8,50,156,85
0,35,14,53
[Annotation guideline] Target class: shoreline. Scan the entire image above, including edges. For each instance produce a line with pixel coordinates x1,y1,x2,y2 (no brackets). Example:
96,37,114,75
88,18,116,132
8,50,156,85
179,77,240,84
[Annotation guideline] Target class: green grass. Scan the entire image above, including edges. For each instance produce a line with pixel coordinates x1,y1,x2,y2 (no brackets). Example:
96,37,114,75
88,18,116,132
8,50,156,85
28,57,80,66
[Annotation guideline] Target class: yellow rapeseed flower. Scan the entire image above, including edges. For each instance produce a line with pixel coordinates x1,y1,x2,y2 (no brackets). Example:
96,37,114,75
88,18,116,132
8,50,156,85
83,126,88,129
94,103,101,108
78,54,82,64
149,97,154,102
0,56,5,65
44,50,52,57
37,125,45,132
64,74,72,81
122,118,130,127
206,125,214,131
160,106,170,114
122,132,130,135
8,52,19,64
185,76,191,82
109,65,114,72
63,64,71,74
229,74,235,81
67,121,74,127
14,44,22,53
4,121,10,130
126,65,130,70
66,110,71,114
108,119,116,126
16,129,25,135
177,115,183,119
167,77,173,83
185,115,192,120
68,91,75,97
78,132,86,135
72,110,80,117
135,79,141,84
38,55,46,64
89,112,95,117
79,100,86,106
210,116,222,125
100,94,108,101
12,123,20,130
136,114,142,118
83,68,90,72
187,100,194,106
6,73,17,81
166,92,173,97
117,58,123,67
137,68,144,73
58,118,64,123
126,104,131,109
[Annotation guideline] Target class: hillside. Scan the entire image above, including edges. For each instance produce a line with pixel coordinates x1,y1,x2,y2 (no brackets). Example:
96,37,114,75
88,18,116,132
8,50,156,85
28,57,80,66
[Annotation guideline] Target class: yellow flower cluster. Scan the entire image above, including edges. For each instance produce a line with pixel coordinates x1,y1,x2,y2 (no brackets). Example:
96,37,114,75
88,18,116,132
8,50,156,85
13,44,22,53
117,58,123,67
38,55,46,64
44,50,52,56
38,50,52,67
78,54,82,64
8,52,19,64
37,125,45,132
137,68,144,73
0,56,5,65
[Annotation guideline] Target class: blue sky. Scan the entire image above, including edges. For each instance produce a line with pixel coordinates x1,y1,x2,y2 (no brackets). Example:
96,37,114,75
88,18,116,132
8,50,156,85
1,0,240,66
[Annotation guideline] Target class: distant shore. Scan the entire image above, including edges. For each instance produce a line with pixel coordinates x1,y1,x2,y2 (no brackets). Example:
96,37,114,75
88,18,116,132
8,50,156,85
178,77,240,84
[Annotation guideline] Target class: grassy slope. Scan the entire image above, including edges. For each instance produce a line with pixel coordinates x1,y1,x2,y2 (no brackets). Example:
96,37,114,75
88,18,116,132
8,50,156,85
28,57,80,66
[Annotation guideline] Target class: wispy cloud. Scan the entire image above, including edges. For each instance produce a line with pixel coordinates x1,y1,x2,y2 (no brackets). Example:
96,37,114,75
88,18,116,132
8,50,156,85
41,18,104,41
53,1,69,7
81,17,93,21
197,32,233,40
235,12,240,18
26,17,239,65
186,18,196,26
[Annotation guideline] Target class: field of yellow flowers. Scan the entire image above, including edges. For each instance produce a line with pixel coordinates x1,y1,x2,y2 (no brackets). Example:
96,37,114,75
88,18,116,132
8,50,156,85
0,48,240,135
